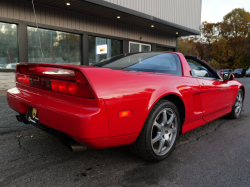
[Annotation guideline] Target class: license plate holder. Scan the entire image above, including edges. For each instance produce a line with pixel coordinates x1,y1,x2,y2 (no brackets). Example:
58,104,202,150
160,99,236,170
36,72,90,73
26,107,39,124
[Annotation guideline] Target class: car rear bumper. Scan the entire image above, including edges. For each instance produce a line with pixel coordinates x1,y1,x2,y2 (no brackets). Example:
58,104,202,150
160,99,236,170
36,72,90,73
18,116,138,149
7,86,132,148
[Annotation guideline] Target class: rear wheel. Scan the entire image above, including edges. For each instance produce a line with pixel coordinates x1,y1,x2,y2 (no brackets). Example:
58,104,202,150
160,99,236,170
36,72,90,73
130,100,180,161
227,89,243,119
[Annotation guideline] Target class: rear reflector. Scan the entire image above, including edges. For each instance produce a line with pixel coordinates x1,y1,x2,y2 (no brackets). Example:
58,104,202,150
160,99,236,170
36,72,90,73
118,110,132,118
16,67,94,99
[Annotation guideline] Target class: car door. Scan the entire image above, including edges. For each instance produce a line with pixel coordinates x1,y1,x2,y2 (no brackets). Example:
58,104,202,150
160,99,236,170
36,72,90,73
186,58,235,121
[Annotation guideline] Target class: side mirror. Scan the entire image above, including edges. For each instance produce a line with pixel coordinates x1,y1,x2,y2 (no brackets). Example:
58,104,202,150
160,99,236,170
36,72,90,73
223,73,235,81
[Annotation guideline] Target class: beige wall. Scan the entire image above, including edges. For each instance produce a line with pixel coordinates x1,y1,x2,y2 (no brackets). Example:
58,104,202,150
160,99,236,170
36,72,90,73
0,0,176,47
104,0,202,31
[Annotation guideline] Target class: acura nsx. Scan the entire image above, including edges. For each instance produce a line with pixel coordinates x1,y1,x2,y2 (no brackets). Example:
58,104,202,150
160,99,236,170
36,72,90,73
7,52,244,161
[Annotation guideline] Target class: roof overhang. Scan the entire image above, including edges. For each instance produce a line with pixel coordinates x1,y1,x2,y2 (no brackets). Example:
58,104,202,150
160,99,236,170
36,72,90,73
30,0,201,36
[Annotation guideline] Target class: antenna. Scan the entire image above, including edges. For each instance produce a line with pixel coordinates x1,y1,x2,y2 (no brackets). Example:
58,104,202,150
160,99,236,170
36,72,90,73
31,0,44,63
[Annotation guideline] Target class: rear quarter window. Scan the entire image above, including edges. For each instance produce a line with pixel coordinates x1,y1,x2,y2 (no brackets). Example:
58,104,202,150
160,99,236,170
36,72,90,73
95,52,183,76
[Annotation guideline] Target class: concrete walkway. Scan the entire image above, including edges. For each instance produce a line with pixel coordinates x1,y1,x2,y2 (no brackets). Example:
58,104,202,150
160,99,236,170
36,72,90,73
0,90,7,96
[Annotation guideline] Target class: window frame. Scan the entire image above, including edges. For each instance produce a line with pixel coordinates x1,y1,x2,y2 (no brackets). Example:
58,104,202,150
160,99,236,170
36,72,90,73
88,35,123,65
0,21,19,71
129,41,151,52
27,26,83,65
185,56,223,81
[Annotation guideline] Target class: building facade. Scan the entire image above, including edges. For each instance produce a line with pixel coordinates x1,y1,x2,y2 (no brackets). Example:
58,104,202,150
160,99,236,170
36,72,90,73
0,0,202,90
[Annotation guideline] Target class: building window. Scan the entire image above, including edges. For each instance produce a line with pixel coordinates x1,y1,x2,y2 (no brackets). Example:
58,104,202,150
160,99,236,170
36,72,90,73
0,22,18,69
28,27,81,65
156,46,175,52
129,42,151,52
89,36,123,65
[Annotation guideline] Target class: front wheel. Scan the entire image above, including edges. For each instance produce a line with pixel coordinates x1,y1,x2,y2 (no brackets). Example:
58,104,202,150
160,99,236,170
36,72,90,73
130,100,180,161
227,89,243,119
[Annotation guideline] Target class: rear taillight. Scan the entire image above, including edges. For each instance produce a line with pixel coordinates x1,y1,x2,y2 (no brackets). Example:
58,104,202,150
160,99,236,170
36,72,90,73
16,69,94,99
50,79,78,96
17,74,30,85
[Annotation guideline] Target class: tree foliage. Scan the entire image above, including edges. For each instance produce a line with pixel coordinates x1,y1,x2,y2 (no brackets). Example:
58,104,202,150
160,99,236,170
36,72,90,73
178,8,250,69
178,38,198,56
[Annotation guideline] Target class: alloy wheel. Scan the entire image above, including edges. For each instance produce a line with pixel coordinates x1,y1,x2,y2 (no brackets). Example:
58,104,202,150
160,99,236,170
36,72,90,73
151,108,177,156
235,92,243,116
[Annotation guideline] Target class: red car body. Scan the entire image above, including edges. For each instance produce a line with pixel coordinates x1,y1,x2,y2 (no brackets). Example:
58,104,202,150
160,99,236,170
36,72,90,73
7,52,244,149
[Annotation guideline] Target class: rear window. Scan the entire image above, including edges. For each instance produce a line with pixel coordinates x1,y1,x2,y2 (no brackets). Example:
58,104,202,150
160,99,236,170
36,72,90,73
93,52,182,76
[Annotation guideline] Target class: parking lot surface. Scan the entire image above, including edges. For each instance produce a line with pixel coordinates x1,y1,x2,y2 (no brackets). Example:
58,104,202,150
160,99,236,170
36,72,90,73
1,78,250,187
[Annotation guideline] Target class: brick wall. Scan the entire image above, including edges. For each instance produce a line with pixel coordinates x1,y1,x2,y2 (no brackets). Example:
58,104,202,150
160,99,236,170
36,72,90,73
0,73,15,90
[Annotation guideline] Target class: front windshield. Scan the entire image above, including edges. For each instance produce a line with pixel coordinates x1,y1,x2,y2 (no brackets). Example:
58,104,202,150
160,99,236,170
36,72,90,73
93,52,183,76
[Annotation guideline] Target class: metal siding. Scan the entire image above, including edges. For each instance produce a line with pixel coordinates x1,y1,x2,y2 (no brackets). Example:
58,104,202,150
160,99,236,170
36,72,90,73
0,0,176,47
40,5,46,24
7,0,14,19
13,0,19,19
1,0,8,17
50,8,55,26
104,0,201,31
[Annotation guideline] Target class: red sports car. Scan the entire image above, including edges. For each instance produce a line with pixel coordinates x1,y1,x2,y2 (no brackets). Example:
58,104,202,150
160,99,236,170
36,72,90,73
7,52,244,161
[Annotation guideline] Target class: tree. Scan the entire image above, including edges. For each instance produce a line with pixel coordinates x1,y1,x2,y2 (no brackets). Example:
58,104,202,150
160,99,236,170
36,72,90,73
178,8,250,69
220,8,250,38
178,38,198,56
220,8,250,68
208,59,221,69
211,37,228,64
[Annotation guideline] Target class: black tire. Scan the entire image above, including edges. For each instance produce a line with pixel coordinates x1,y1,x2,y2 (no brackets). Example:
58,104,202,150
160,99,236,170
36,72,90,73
227,89,243,119
129,100,180,161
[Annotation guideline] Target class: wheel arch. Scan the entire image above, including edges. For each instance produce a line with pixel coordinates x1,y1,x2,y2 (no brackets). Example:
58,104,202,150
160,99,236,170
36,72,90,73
153,94,186,134
240,86,245,101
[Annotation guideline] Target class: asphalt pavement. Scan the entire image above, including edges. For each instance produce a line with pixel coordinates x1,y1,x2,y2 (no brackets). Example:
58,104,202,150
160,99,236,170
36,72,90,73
1,78,250,187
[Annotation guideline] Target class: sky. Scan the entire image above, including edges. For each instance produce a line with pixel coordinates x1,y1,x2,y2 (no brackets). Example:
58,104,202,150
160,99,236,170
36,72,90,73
201,0,250,23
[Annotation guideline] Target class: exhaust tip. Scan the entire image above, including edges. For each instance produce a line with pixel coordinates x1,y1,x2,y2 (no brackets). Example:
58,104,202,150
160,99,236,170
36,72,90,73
16,115,30,124
68,142,87,152
16,115,23,122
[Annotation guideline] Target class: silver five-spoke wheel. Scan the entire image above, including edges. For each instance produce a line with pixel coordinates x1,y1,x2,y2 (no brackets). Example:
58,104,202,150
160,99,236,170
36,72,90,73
151,108,177,156
130,100,180,161
227,89,244,119
235,91,243,116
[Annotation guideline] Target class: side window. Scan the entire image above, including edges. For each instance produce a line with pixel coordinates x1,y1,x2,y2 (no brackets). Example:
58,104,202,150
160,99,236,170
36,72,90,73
186,59,217,79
